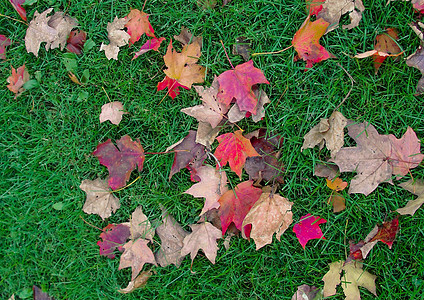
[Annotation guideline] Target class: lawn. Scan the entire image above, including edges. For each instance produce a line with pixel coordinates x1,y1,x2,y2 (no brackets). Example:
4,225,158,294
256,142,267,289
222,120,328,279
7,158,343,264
1,0,424,299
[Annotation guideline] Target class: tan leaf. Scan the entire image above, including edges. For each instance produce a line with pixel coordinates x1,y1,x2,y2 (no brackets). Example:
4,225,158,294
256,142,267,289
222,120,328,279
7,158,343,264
118,270,153,293
227,88,270,123
397,179,424,215
100,17,130,60
195,121,222,149
314,162,339,180
174,26,202,47
184,165,229,216
241,192,293,250
118,239,157,280
155,207,189,267
318,0,365,33
79,178,120,220
47,11,78,50
68,72,81,85
130,206,154,242
99,101,128,125
180,222,222,264
322,260,343,297
329,192,346,213
301,111,347,156
291,284,322,300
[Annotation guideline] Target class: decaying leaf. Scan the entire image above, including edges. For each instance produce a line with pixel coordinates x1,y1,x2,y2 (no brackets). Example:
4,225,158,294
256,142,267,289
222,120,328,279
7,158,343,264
232,36,251,61
119,270,153,293
100,17,130,60
406,23,424,94
80,178,120,220
195,120,223,149
130,206,154,242
317,0,365,32
301,111,347,156
227,87,270,123
33,285,55,300
293,214,326,249
326,177,348,191
322,260,377,299
0,35,11,59
99,101,128,125
314,162,339,180
291,284,322,300
118,239,157,280
242,191,293,250
155,207,189,267
132,37,165,60
173,26,202,46
185,165,229,215
329,193,346,213
397,179,424,215
180,222,222,264
66,29,86,55
125,9,155,45
93,135,145,190
292,16,335,68
7,64,30,98
97,224,130,259
331,123,424,195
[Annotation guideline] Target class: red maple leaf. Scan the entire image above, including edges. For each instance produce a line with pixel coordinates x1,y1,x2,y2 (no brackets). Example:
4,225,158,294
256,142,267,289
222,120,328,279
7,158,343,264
292,214,327,248
66,29,86,55
218,180,262,237
0,35,11,59
97,224,130,259
132,37,166,60
93,135,145,190
217,60,269,115
292,16,334,69
125,9,155,45
214,130,260,179
9,0,26,21
157,76,190,99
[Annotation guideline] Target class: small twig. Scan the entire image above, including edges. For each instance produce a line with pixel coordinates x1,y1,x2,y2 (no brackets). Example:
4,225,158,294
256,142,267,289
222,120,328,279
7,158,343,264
102,86,112,102
344,218,349,259
334,62,355,111
111,176,141,193
80,215,103,231
220,40,234,69
251,45,293,57
0,13,28,25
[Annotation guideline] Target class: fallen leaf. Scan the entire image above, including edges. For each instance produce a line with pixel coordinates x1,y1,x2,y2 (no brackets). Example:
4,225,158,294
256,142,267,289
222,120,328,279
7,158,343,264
157,76,189,99
99,101,128,125
406,22,424,94
173,26,202,46
232,36,251,61
387,0,424,13
79,178,120,220
100,17,130,60
242,192,293,250
118,270,153,293
132,37,165,60
329,193,346,213
48,11,78,50
0,35,11,59
33,285,55,300
7,64,30,98
314,162,339,180
97,223,130,259
167,130,207,181
292,16,335,68
130,206,154,242
185,165,229,215
195,120,223,149
125,9,155,45
118,239,157,280
307,0,325,15
93,135,145,190
155,207,189,267
9,0,26,21
397,179,424,215
317,0,365,32
326,177,348,191
180,222,222,264
68,72,81,85
218,180,263,236
301,111,347,156
291,284,322,300
293,214,326,249
331,123,424,195
66,29,86,55
322,260,377,299
217,60,269,115
227,87,270,123
162,38,205,89
214,130,260,179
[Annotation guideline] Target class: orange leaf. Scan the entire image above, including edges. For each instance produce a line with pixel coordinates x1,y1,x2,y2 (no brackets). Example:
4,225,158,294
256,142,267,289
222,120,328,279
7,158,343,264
326,178,348,191
125,9,155,45
7,64,30,97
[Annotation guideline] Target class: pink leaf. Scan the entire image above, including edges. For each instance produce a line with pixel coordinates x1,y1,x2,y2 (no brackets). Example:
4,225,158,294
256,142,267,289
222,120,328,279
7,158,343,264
132,37,165,60
9,0,26,21
97,224,130,259
293,213,327,249
0,35,11,59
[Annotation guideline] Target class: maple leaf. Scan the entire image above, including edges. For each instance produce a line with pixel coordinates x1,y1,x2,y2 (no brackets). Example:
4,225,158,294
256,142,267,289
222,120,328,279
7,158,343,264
216,60,269,115
155,207,189,267
157,76,190,99
301,111,347,156
292,16,335,69
7,64,30,98
195,120,223,148
306,0,325,15
173,26,202,46
167,130,207,181
181,77,229,129
100,17,130,60
180,222,222,264
118,239,157,280
214,130,260,179
129,206,154,242
0,35,11,59
331,123,424,195
132,37,165,60
218,180,263,236
119,270,153,294
291,284,322,300
185,165,229,216
97,224,130,259
293,214,326,249
406,22,424,94
99,101,128,125
322,260,377,299
348,218,399,262
33,285,54,300
227,87,270,123
317,0,365,32
397,179,424,215
355,28,402,74
125,9,155,45
232,36,251,61
162,38,205,90
66,29,86,55
9,0,26,21
79,178,120,220
314,162,339,180
242,191,293,250
93,135,145,190
326,177,348,191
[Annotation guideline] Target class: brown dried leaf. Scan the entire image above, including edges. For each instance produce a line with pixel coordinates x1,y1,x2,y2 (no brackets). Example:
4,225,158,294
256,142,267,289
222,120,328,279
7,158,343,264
398,179,424,215
100,17,130,60
130,206,154,242
232,36,251,61
317,0,365,33
118,239,157,280
99,101,128,125
329,192,346,213
314,162,339,180
118,270,153,293
227,88,270,123
291,284,322,300
79,178,120,220
174,26,202,47
195,121,223,149
48,11,78,50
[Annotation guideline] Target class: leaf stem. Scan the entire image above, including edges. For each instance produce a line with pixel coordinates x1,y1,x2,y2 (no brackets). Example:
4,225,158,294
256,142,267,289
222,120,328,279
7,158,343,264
0,13,28,25
220,40,234,69
111,176,141,193
79,215,103,231
251,45,293,57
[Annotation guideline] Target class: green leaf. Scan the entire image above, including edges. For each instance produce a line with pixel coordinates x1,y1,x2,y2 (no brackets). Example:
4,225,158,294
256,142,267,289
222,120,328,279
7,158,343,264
78,91,89,102
23,79,39,90
23,0,37,5
17,287,32,299
52,202,65,210
81,69,90,84
84,39,96,52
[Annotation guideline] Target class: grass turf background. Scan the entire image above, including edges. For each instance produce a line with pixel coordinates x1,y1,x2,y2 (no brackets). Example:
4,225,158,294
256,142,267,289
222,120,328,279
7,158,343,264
1,0,424,298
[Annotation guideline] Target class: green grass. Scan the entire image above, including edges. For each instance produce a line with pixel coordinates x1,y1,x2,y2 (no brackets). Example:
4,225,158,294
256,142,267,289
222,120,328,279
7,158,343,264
1,0,424,299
